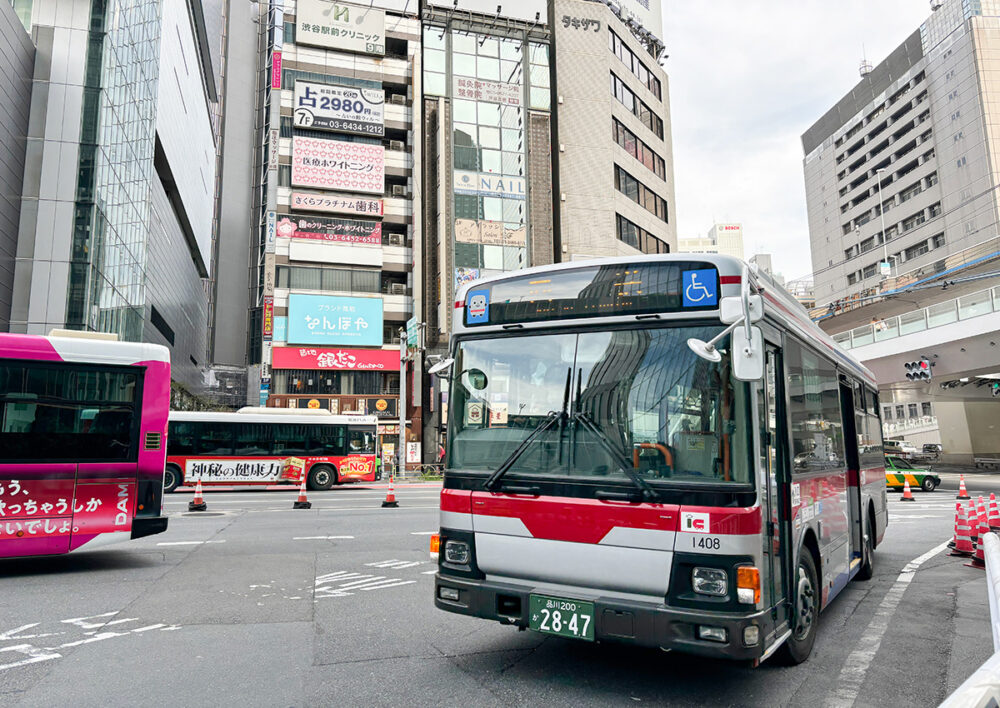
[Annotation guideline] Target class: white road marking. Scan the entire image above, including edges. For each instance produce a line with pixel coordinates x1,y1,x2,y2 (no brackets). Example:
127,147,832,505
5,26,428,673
410,531,437,535
365,559,424,569
0,644,61,671
422,570,438,575
293,536,355,540
828,540,949,708
358,579,416,591
156,540,226,546
130,624,167,633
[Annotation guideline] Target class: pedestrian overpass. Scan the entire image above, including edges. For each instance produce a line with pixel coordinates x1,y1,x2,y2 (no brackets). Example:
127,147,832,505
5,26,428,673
825,283,1000,464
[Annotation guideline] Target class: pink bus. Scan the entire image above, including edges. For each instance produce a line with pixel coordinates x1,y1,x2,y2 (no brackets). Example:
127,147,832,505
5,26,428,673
0,330,171,558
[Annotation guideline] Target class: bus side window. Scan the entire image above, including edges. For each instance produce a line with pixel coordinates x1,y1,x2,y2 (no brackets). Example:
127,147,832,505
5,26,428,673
308,425,344,456
274,424,308,456
168,422,198,455
235,423,272,455
196,423,234,456
347,428,374,454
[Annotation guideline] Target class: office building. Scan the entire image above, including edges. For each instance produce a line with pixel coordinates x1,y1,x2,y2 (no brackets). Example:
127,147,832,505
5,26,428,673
0,2,33,331
250,1,421,458
10,0,222,398
551,0,675,262
679,222,744,259
802,0,1000,308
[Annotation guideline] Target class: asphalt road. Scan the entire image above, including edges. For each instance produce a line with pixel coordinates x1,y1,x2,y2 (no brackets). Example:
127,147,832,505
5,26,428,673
0,480,995,707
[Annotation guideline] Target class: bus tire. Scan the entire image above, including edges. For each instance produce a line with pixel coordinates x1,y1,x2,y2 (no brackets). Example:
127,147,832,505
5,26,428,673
163,465,182,494
307,464,336,491
856,516,875,581
776,550,819,665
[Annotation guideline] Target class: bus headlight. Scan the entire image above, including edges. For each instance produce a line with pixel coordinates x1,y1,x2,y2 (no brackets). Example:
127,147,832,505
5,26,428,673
692,567,728,597
445,540,470,565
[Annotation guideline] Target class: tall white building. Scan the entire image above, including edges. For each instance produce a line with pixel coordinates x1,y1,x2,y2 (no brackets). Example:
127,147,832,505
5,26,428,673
679,223,744,259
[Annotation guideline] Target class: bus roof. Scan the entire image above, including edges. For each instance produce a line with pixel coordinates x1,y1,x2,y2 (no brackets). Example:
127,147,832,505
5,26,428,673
0,332,170,366
169,411,379,427
452,253,876,388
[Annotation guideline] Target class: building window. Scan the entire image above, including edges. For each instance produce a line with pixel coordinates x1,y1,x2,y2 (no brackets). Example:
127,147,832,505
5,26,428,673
921,401,932,416
895,404,905,419
613,118,665,180
908,403,918,418
276,266,381,294
899,181,922,203
611,73,663,139
902,211,925,232
932,233,945,249
883,406,892,421
862,263,877,279
609,30,661,99
904,240,929,260
928,202,941,218
278,165,291,186
614,165,668,222
615,214,669,254
847,273,858,285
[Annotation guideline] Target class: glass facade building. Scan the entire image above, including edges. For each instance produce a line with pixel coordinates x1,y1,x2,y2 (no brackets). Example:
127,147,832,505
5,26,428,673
67,0,162,341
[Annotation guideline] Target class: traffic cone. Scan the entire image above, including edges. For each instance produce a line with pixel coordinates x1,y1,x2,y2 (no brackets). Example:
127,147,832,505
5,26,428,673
957,475,971,500
188,477,207,512
989,493,1000,531
900,478,916,502
969,499,981,549
950,504,975,557
978,496,988,541
966,517,990,569
381,473,399,508
949,502,960,549
293,478,311,509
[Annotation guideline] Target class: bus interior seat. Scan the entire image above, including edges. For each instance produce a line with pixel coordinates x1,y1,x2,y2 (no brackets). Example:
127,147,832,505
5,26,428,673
671,431,719,478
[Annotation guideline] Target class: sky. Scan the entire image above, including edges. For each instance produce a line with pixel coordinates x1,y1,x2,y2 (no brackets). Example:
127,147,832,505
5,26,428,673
664,2,934,282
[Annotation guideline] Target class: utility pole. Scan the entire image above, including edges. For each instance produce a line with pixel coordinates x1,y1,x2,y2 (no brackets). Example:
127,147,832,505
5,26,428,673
397,327,407,478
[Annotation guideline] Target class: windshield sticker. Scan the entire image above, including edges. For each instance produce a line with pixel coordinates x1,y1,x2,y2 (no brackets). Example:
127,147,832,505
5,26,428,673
681,269,718,308
466,289,490,324
681,511,710,533
464,402,485,426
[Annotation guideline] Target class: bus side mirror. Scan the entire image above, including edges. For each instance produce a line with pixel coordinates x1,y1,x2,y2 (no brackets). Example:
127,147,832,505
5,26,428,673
427,357,454,377
732,325,764,381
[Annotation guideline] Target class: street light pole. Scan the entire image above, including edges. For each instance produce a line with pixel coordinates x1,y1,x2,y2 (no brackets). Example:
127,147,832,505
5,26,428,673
877,168,889,277
398,328,407,478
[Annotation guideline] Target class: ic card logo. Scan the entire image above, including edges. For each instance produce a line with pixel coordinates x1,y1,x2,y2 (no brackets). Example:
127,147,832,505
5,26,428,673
681,511,710,533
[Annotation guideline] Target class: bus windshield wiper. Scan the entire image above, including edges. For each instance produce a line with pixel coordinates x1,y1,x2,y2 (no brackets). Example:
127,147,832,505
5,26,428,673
572,412,660,502
484,410,564,491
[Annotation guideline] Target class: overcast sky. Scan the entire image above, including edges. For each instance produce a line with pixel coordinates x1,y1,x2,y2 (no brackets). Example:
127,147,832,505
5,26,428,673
664,2,933,281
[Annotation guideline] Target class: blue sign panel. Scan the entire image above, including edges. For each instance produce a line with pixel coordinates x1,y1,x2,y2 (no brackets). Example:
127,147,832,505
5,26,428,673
287,294,383,346
466,289,490,324
273,316,287,343
681,269,718,308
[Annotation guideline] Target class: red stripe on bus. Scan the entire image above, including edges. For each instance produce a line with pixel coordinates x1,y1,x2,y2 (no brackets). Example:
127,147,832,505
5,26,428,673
679,505,762,534
471,493,680,543
440,488,472,513
454,301,463,309
720,275,741,285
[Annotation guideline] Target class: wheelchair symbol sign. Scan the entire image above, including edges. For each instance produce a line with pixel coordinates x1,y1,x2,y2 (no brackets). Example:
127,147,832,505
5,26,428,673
682,269,718,308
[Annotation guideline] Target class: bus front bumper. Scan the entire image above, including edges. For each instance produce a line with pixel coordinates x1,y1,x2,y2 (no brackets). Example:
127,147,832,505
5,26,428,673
434,573,772,661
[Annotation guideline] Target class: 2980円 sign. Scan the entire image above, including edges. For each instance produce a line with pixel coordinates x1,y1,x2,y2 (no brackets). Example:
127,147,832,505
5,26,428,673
294,81,384,137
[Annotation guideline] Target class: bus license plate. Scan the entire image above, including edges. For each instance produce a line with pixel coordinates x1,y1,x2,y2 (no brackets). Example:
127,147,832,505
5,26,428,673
528,595,595,641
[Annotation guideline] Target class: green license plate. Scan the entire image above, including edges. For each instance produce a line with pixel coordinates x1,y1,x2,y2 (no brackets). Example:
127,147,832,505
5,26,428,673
528,594,595,641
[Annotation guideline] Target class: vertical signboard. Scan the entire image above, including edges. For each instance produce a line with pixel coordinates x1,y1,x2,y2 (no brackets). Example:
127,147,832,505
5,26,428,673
263,253,276,296
268,130,279,171
265,211,277,253
271,51,282,89
263,297,274,341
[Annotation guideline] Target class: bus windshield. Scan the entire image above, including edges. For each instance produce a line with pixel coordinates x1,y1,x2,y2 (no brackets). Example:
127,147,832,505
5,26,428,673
447,325,752,486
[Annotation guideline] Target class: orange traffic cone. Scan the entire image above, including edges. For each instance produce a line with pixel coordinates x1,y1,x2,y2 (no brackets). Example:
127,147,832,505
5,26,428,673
989,493,1000,531
949,502,961,549
188,477,207,512
957,475,971,500
293,478,312,509
967,515,990,569
978,496,988,539
950,504,974,557
969,499,981,549
900,478,916,502
381,473,399,508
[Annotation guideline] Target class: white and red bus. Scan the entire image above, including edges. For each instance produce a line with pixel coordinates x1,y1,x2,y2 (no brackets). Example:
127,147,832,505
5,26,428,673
0,330,171,558
433,254,886,665
165,409,378,492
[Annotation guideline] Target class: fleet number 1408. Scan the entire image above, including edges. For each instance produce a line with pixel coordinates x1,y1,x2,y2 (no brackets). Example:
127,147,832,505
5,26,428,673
693,537,721,550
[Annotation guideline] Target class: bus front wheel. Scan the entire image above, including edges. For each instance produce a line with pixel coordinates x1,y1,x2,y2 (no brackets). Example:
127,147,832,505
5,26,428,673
163,465,182,494
776,550,819,665
307,464,337,491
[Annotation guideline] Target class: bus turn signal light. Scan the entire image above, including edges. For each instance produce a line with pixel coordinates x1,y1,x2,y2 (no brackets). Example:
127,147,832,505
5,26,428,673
430,534,440,559
737,566,760,605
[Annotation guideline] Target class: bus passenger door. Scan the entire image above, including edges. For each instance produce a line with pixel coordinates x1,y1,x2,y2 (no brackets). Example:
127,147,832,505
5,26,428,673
758,346,789,629
839,378,863,572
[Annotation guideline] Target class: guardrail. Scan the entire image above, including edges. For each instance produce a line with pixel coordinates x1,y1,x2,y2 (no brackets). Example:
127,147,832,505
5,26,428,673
976,458,1000,471
940,533,1000,706
832,284,1000,351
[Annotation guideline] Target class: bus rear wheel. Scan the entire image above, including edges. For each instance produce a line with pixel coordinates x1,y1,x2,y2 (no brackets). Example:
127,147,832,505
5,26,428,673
776,551,819,665
307,464,336,491
163,465,182,494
